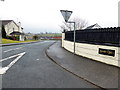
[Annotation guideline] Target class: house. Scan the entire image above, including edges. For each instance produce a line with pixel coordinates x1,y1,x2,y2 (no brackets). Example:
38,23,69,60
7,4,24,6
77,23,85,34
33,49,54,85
2,20,25,41
85,23,101,29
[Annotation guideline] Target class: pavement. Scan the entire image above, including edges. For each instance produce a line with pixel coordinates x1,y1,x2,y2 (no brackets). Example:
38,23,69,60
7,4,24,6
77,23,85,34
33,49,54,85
2,40,99,88
46,41,120,89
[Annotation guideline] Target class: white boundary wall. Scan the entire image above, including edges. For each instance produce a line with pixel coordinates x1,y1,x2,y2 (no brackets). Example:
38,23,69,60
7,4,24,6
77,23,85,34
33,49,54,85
62,33,120,67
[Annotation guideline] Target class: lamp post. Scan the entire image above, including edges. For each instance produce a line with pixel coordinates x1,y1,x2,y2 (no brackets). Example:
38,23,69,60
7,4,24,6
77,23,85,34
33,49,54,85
60,10,76,54
68,21,76,54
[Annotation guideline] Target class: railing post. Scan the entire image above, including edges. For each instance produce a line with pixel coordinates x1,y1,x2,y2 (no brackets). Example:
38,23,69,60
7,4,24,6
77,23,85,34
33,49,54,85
73,22,76,54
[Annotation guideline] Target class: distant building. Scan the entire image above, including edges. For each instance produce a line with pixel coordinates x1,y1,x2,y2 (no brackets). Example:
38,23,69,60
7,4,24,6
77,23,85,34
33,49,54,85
25,33,35,40
2,20,25,41
85,23,101,29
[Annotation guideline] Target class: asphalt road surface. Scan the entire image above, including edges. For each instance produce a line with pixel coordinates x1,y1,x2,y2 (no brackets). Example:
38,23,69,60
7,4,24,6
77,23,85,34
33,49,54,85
1,40,98,88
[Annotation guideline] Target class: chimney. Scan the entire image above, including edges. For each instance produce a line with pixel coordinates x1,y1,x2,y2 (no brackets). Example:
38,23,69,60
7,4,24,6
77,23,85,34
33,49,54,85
18,22,21,32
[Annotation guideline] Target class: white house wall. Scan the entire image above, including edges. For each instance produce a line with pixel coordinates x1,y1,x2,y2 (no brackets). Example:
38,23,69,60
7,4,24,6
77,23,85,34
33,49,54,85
62,33,120,67
5,21,19,35
62,33,65,47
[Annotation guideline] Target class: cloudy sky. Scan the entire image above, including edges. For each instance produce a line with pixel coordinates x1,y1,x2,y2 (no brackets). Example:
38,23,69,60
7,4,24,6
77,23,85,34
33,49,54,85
0,0,119,33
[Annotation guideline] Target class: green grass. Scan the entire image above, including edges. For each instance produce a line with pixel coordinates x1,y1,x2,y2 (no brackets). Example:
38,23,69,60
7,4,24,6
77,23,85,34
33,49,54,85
1,39,39,44
39,33,62,37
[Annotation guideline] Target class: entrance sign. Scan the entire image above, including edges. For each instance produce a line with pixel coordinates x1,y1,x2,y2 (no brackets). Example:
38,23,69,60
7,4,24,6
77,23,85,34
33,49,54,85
99,48,115,57
60,10,73,22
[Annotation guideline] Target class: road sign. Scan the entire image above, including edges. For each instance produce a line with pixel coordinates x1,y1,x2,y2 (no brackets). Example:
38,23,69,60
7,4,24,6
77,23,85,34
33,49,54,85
60,10,73,22
60,10,76,54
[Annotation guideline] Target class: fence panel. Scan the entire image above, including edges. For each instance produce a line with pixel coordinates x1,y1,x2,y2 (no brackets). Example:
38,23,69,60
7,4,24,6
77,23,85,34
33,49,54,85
65,27,120,46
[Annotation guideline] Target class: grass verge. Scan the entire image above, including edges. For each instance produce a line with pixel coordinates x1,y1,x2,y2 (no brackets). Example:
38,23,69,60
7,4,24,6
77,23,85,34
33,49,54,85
1,39,39,44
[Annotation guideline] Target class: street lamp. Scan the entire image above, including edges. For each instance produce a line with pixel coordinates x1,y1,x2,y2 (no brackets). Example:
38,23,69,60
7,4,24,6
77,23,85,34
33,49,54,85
60,10,76,54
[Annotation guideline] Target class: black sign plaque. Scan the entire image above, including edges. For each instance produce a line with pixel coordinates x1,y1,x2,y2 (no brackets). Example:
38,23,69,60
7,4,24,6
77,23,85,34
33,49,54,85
99,48,115,57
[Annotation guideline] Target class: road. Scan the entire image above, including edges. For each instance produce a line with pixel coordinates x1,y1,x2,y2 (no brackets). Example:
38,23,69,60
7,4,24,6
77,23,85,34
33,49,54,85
1,41,98,88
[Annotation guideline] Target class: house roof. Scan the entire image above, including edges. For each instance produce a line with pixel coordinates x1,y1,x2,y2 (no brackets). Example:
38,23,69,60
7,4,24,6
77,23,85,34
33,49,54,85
2,20,19,28
85,23,101,29
10,31,24,35
2,20,13,26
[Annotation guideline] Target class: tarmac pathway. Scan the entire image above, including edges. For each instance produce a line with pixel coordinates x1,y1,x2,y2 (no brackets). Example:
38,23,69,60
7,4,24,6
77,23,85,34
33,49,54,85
1,40,98,88
47,41,120,89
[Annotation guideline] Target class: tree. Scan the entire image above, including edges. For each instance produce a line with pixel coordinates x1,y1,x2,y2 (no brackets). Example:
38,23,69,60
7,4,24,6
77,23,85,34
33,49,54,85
2,25,7,38
33,35,39,40
72,17,88,30
60,16,88,32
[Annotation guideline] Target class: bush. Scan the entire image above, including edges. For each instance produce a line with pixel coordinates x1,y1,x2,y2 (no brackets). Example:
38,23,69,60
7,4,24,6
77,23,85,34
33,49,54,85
7,36,13,40
16,36,19,41
24,37,27,41
7,36,19,41
2,25,7,38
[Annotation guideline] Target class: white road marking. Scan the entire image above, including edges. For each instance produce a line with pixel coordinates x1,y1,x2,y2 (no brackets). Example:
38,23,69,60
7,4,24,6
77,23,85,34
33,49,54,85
3,47,23,53
0,52,26,74
0,54,20,62
36,59,39,61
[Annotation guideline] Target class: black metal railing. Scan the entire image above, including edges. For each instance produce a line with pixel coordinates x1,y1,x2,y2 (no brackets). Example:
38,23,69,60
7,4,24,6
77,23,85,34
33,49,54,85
65,27,120,46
